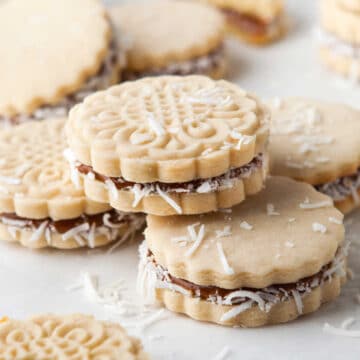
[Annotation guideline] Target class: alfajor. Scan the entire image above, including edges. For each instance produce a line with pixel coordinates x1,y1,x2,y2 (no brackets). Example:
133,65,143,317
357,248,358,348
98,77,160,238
138,177,346,327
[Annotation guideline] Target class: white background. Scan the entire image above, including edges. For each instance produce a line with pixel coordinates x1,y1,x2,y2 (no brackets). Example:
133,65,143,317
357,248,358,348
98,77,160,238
1,0,360,359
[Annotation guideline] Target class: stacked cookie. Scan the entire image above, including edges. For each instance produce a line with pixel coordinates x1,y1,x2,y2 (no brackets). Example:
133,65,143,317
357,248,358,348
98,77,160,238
269,98,360,214
318,0,360,80
65,75,346,327
0,118,144,250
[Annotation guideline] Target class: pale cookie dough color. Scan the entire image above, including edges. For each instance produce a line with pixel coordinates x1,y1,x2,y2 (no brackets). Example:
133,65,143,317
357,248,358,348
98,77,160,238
138,177,345,327
199,0,286,45
269,98,360,214
0,0,122,126
66,76,269,216
0,314,149,360
318,0,360,81
0,118,144,249
110,0,226,80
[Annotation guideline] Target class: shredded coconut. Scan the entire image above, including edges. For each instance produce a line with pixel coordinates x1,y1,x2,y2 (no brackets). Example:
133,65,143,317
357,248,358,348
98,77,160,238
0,175,21,185
328,217,342,225
156,185,182,214
105,180,119,200
220,301,253,322
62,223,90,241
323,323,360,337
215,226,232,238
267,203,280,216
185,224,205,257
29,221,48,242
216,242,234,275
312,222,327,234
299,200,333,209
239,221,253,230
147,113,165,137
291,289,303,314
212,346,232,360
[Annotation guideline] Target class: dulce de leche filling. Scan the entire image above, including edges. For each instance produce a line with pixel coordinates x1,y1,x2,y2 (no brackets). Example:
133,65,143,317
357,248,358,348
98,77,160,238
221,8,279,36
140,243,347,318
77,153,264,195
0,209,131,234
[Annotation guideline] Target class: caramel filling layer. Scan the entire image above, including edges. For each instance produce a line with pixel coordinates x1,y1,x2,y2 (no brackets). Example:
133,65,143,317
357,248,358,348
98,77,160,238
146,248,345,304
77,153,264,195
315,167,360,202
122,44,225,81
0,209,131,234
221,8,278,36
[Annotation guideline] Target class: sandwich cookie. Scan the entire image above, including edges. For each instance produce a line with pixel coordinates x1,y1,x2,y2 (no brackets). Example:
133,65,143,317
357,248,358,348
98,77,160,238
200,0,285,45
138,177,346,327
269,98,360,214
0,314,149,359
0,0,123,126
66,76,269,216
0,118,144,249
110,1,226,80
318,0,360,81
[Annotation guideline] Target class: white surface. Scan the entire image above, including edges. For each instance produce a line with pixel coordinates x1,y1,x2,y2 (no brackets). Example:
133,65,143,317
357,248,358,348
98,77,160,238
2,1,360,359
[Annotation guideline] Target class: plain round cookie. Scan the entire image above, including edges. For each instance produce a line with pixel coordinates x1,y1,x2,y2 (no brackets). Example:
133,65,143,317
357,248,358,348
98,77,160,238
110,0,225,72
0,0,111,116
0,314,149,360
67,75,269,183
269,98,360,185
145,176,344,289
0,118,110,220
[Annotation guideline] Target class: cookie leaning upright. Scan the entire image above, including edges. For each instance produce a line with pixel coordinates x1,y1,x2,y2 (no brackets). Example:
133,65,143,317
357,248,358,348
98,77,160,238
318,0,360,80
0,314,149,359
66,76,269,216
139,177,346,327
199,0,286,45
110,1,226,80
0,0,123,126
0,118,144,249
269,98,360,214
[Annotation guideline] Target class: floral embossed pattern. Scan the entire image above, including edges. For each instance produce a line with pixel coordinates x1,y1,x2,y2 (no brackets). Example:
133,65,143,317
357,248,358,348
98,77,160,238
67,76,269,182
0,314,148,360
0,118,110,220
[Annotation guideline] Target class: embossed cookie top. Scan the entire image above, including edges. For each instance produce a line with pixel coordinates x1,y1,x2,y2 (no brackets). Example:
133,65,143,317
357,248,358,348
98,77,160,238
200,0,284,21
0,314,149,360
67,76,269,183
0,118,110,220
0,0,110,115
110,0,224,72
146,177,344,289
269,98,360,185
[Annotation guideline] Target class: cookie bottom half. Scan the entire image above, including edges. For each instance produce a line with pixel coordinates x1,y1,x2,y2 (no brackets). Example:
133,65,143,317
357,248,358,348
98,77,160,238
0,210,144,249
138,243,347,327
121,44,227,81
221,8,285,45
77,154,267,216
